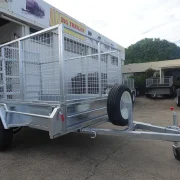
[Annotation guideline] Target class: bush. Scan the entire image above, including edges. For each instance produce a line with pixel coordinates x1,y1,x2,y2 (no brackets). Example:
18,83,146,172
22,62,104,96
130,68,156,94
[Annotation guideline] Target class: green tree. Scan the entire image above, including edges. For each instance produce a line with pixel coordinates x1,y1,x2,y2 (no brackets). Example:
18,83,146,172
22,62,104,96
145,68,156,77
125,38,180,64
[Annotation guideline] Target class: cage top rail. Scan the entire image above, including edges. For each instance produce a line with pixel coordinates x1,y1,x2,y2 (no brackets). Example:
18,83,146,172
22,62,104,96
146,76,173,80
64,50,118,61
146,76,173,88
0,25,60,48
0,24,121,51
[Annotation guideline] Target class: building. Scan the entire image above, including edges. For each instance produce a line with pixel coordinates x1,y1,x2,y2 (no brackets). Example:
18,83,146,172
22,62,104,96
123,59,180,87
0,0,125,53
0,0,125,100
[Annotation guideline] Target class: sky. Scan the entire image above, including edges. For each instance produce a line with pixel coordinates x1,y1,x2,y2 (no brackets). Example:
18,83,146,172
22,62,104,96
44,0,180,48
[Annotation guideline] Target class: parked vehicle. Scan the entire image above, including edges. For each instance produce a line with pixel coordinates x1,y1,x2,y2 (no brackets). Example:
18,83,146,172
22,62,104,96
146,76,174,98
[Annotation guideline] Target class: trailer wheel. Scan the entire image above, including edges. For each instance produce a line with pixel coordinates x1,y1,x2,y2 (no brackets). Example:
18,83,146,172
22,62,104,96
107,84,132,126
173,145,180,161
0,120,13,151
132,91,135,103
136,89,140,96
177,97,180,107
13,127,23,134
145,94,151,98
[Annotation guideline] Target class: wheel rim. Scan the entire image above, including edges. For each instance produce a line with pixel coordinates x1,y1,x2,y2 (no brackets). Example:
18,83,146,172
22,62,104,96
120,91,132,119
105,88,110,94
133,93,135,102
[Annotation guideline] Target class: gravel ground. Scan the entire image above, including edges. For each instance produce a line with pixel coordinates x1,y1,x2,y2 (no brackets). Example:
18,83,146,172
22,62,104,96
0,97,180,180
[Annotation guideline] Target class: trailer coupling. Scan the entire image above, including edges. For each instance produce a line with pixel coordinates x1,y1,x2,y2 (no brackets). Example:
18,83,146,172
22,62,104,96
81,107,180,161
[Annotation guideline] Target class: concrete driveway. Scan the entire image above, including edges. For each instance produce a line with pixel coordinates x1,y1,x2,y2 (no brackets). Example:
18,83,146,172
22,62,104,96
0,97,180,180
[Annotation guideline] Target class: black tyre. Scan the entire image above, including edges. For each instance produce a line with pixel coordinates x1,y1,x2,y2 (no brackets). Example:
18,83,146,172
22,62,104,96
0,120,13,151
132,91,135,103
173,146,180,161
13,127,23,134
146,94,152,98
107,84,132,126
136,89,140,96
177,97,180,107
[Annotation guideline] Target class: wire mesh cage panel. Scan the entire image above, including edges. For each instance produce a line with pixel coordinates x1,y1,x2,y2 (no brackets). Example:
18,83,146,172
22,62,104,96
64,33,99,100
21,28,60,101
0,42,20,100
0,27,60,102
0,25,122,103
63,27,121,101
101,49,120,96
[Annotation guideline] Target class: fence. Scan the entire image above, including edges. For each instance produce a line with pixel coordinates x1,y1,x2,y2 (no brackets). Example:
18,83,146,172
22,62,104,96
0,24,122,103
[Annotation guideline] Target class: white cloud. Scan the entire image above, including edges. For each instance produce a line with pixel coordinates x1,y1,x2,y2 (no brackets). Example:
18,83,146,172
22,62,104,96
44,0,180,47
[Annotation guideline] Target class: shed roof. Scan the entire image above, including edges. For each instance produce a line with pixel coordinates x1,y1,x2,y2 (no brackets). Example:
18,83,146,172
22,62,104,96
123,59,180,73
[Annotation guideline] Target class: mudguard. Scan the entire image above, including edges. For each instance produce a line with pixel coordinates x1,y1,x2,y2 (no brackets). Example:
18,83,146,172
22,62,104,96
0,106,8,129
177,89,180,97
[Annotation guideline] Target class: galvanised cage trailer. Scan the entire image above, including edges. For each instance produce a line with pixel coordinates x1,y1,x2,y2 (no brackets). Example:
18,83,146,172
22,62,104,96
0,24,180,161
146,76,174,98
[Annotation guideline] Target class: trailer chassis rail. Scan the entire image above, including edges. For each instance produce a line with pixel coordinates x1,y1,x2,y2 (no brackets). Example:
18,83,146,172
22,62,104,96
82,121,180,142
81,108,180,160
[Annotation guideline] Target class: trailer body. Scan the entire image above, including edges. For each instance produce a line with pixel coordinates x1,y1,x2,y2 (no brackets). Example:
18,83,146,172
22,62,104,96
146,76,174,98
0,24,123,138
1,1,180,162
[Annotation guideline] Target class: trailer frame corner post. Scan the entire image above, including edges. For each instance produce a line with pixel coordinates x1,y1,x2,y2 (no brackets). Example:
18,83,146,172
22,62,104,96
85,55,88,95
173,111,179,146
18,40,24,100
1,47,7,99
58,24,66,132
128,104,134,128
98,41,102,97
160,67,162,84
118,50,122,85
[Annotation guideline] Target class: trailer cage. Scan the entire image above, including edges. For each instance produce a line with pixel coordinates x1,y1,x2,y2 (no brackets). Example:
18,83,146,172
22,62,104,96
0,24,180,161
